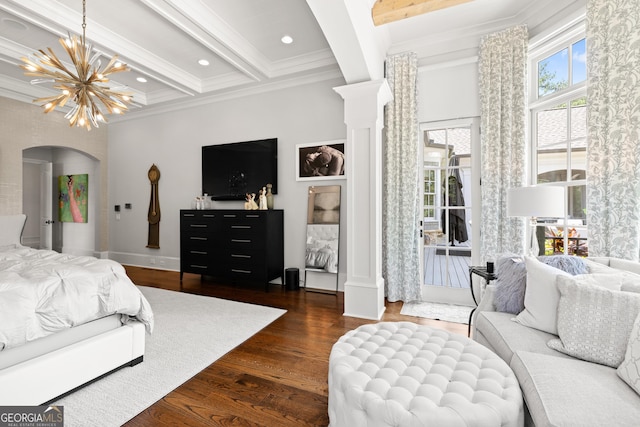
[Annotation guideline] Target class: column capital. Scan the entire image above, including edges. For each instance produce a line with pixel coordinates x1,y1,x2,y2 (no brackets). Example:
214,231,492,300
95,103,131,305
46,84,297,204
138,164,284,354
334,79,392,129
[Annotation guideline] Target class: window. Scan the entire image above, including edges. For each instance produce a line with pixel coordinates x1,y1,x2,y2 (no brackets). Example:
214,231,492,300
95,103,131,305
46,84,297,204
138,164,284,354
423,164,437,220
530,22,587,256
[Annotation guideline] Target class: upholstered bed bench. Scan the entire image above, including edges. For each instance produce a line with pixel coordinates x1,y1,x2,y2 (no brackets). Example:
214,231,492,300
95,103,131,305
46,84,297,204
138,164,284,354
329,322,523,426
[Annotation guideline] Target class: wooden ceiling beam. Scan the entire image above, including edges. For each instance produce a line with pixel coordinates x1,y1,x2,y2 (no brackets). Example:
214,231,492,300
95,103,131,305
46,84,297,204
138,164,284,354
372,0,474,26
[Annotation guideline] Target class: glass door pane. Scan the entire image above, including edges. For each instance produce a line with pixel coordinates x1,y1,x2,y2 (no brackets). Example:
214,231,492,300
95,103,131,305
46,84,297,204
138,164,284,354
423,124,472,291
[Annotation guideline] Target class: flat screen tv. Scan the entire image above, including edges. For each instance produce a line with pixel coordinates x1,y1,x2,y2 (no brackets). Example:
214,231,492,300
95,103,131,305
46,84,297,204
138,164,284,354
202,138,278,201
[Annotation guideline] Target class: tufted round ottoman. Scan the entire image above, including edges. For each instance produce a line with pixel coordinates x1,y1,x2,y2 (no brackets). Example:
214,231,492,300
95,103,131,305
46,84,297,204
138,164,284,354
328,322,523,427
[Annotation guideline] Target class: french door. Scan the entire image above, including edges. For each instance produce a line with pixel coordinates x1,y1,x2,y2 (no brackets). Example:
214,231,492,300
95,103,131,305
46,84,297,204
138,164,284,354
419,118,480,305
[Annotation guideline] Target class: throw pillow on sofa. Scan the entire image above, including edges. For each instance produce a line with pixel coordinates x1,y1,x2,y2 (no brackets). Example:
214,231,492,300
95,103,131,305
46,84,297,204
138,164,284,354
584,259,640,290
493,255,527,314
493,255,588,316
617,313,640,396
538,255,588,275
548,277,640,368
514,256,572,335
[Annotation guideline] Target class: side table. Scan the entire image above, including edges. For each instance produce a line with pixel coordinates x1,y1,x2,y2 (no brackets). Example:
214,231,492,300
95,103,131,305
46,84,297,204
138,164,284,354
468,266,498,336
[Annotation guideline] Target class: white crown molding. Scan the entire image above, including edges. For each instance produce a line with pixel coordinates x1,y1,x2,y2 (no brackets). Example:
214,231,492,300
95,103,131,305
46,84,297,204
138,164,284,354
388,0,585,64
269,48,337,78
110,68,345,124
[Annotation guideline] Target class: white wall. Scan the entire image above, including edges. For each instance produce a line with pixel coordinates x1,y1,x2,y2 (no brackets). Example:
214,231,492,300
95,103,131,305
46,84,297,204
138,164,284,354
21,162,40,246
52,149,100,256
107,78,347,287
417,59,480,123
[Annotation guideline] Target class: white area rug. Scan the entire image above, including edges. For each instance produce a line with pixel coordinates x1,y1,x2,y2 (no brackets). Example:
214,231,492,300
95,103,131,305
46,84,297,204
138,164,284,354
401,301,474,324
54,286,286,427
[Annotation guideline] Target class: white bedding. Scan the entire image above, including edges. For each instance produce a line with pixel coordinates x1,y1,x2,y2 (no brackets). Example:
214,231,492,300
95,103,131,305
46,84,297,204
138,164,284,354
305,224,339,274
0,245,154,351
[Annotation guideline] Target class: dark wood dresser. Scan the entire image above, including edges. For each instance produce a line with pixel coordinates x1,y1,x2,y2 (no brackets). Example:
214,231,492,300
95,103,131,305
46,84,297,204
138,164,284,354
180,209,284,289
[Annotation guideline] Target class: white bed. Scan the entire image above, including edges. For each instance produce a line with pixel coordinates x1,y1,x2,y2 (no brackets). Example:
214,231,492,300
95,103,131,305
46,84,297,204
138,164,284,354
0,214,153,405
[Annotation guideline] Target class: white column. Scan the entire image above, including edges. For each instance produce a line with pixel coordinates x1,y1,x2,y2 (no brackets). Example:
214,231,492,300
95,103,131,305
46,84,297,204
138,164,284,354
334,79,392,319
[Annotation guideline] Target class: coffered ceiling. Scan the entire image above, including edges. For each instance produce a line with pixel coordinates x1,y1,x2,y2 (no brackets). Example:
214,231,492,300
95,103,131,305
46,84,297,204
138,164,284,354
0,0,583,121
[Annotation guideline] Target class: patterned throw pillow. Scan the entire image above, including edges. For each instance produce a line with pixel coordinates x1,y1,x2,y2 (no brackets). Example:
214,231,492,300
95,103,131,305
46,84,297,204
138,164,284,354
548,277,640,368
618,313,640,396
493,255,527,314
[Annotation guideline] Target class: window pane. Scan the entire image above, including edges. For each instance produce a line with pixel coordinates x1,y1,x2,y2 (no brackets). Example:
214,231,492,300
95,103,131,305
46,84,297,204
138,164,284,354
544,226,588,256
538,48,569,97
537,104,568,182
572,39,586,84
568,184,586,220
570,97,587,173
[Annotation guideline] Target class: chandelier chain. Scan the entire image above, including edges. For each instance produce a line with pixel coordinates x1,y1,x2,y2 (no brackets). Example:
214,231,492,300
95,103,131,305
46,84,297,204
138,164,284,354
82,0,87,43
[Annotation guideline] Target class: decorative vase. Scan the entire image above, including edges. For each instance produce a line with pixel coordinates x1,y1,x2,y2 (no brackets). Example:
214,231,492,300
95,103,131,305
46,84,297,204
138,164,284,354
266,183,274,209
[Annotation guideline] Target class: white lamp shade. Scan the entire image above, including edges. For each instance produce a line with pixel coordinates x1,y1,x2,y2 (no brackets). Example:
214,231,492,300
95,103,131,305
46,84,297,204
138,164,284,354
507,186,565,218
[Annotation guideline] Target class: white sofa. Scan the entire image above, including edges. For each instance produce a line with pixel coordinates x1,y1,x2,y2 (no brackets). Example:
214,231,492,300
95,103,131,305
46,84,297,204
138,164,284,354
473,256,640,427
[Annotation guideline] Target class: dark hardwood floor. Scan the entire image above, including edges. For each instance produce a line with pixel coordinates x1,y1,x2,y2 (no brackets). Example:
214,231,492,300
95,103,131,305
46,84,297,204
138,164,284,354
123,266,467,427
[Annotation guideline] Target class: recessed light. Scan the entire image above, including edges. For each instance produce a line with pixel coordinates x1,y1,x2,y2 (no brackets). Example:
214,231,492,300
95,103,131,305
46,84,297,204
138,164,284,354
136,77,147,83
281,35,293,45
198,59,210,66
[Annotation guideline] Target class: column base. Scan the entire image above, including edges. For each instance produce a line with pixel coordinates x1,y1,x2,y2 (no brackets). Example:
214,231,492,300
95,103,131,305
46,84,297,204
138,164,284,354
343,277,386,320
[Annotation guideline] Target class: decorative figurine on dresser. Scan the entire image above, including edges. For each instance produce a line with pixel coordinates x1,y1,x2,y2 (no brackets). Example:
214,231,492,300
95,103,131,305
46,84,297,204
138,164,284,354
259,187,268,210
266,183,274,209
179,209,284,291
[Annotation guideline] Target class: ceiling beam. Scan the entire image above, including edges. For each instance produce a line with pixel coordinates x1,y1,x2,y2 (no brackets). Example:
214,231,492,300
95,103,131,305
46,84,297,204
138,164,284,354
372,0,474,26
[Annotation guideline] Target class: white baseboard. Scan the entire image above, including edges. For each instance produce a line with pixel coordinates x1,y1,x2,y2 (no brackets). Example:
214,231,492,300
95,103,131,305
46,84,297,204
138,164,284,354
61,246,97,257
108,251,180,271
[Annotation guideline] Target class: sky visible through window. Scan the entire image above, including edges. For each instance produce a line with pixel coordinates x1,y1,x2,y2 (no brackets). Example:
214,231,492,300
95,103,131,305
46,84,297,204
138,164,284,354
538,38,586,97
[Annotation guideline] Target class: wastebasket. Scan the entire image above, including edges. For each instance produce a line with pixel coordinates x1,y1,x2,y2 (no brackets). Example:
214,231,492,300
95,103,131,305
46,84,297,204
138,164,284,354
285,268,299,290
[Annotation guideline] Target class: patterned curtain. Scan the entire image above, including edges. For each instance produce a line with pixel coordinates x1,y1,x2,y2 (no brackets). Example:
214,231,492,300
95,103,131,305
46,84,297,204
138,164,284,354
478,25,528,261
383,52,421,302
586,0,640,260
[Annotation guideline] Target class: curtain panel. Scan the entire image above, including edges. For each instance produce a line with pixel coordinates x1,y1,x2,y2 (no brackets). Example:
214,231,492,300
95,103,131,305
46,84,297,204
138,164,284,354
586,0,640,259
383,52,421,302
478,25,528,261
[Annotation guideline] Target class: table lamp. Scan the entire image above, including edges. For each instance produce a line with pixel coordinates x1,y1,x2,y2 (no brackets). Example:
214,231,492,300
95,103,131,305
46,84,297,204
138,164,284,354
507,186,565,256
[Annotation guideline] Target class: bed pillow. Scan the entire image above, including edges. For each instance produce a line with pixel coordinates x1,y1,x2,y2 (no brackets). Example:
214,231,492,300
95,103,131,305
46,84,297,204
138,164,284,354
493,255,527,314
548,277,640,367
0,214,26,247
514,256,572,335
617,313,640,396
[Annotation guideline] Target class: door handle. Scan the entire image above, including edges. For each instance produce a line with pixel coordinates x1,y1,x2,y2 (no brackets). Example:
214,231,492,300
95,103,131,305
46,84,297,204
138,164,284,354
45,220,55,224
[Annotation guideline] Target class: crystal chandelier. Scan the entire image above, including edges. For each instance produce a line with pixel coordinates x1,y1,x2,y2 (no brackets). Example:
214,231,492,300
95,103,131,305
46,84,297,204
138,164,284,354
19,0,132,130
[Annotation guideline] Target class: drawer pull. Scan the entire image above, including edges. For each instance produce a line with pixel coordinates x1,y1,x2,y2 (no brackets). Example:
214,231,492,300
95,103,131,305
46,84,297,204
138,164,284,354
190,264,208,269
190,250,207,255
246,214,260,218
190,224,207,228
231,225,251,229
231,254,251,258
183,213,195,217
224,214,237,218
203,214,215,218
231,269,251,274
231,239,251,243
190,237,208,241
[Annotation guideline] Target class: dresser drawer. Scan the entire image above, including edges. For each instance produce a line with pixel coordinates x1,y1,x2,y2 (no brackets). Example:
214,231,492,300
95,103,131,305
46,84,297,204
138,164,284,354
182,233,217,246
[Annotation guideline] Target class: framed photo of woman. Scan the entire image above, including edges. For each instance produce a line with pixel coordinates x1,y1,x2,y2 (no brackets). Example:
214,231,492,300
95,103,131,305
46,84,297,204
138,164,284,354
296,140,346,181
